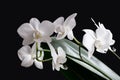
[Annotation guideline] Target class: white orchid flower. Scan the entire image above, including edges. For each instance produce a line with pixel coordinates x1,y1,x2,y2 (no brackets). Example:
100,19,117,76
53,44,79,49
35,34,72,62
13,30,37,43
54,13,77,40
18,43,44,69
17,18,55,45
48,43,67,71
82,19,115,58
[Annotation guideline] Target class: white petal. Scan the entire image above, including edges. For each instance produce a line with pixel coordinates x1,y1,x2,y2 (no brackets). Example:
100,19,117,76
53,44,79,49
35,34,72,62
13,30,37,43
67,30,74,40
30,18,40,30
54,17,64,25
57,47,66,57
39,20,55,36
54,17,64,33
18,46,32,61
56,33,66,40
31,43,37,56
56,27,67,40
52,61,55,71
96,47,108,53
82,29,96,58
57,56,67,64
95,40,109,53
21,55,33,67
83,29,96,39
96,26,115,53
110,40,115,45
105,30,115,45
98,22,106,29
22,39,34,45
57,47,67,64
34,60,43,69
17,23,34,39
96,26,107,40
64,13,77,29
53,62,60,71
47,43,57,64
17,23,34,45
60,65,68,70
36,36,52,43
56,67,60,71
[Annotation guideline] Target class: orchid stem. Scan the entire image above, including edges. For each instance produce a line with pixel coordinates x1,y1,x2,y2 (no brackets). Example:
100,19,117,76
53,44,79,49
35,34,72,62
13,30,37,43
37,49,51,53
43,49,51,52
36,42,52,62
74,37,81,45
73,37,87,50
36,58,52,62
74,37,88,60
67,54,112,80
110,50,120,60
74,37,83,59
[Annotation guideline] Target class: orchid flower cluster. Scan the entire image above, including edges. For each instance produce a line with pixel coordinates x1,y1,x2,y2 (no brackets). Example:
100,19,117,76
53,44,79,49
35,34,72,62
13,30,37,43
17,13,119,72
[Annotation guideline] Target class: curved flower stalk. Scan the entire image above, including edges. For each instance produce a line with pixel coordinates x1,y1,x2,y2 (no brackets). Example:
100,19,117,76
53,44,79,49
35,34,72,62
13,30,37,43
82,18,115,58
54,13,77,40
17,18,55,45
48,43,67,71
17,43,44,69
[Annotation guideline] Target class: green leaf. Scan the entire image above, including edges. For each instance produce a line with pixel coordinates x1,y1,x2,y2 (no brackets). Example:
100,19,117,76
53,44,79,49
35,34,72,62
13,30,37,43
51,38,120,80
61,58,106,80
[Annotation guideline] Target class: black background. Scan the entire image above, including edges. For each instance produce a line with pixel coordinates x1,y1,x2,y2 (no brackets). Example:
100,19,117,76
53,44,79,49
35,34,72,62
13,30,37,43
13,1,120,80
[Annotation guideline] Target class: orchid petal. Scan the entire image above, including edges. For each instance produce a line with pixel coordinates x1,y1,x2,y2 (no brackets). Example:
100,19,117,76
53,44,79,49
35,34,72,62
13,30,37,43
64,13,77,29
30,18,40,30
34,60,43,69
39,20,55,36
54,17,64,33
82,29,96,58
54,17,64,25
58,47,66,57
96,25,107,41
47,43,57,63
57,47,67,64
22,39,34,45
34,36,52,43
21,55,33,67
52,62,60,71
52,61,55,70
95,24,115,53
17,23,34,45
18,46,32,61
31,43,37,57
67,30,74,40
56,30,67,40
